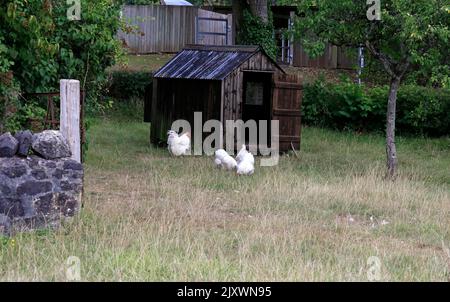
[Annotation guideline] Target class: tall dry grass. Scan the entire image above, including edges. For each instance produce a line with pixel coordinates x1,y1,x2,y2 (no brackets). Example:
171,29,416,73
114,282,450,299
1,113,449,281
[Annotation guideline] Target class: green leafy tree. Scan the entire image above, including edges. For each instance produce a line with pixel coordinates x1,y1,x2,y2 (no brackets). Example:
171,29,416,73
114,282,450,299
290,0,449,177
0,0,124,131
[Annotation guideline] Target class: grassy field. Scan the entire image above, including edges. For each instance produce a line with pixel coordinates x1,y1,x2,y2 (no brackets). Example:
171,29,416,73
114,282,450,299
109,54,174,73
1,107,449,281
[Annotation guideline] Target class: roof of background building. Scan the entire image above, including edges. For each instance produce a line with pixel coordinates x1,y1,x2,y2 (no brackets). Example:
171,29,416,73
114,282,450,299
202,0,292,7
162,0,193,6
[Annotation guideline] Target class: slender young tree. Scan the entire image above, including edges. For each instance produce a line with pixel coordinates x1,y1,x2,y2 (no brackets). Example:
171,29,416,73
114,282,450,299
289,0,449,178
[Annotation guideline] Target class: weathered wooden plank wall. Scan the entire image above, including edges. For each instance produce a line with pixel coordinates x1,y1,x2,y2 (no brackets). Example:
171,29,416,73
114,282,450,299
293,43,356,69
196,9,232,45
118,5,232,54
336,46,356,69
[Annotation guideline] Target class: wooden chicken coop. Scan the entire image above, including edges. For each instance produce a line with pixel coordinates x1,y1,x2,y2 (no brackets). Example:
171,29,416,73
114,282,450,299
145,44,303,151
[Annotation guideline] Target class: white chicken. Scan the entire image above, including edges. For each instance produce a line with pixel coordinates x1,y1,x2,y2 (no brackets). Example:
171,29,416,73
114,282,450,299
214,149,228,167
235,144,247,163
214,149,237,171
236,159,255,175
236,145,255,175
167,130,190,156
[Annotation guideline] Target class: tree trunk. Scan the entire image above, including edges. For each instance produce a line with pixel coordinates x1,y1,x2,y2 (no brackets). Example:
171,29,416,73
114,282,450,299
232,0,246,44
386,77,400,179
248,0,269,24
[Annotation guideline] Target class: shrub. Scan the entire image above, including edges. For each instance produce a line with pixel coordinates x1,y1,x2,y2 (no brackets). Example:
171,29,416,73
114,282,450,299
0,77,21,133
107,71,153,100
394,86,450,136
0,0,124,132
302,79,450,136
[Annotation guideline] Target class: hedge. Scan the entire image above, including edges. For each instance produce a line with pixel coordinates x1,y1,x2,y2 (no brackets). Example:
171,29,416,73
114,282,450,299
107,71,153,100
302,80,450,136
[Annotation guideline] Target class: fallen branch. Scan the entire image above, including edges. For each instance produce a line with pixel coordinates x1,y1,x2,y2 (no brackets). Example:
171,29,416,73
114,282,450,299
291,142,300,159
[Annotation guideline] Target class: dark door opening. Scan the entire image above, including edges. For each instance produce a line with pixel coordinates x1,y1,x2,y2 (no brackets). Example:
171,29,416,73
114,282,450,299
242,72,272,151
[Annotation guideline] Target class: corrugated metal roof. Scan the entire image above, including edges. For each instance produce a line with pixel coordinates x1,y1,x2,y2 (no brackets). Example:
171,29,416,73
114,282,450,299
162,0,193,6
154,45,276,80
202,0,292,7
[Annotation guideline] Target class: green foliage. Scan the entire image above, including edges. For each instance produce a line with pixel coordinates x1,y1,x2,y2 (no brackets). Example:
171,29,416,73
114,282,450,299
108,71,153,100
9,102,47,133
302,78,450,136
0,0,124,132
291,0,450,87
238,9,277,60
0,75,21,133
361,50,450,89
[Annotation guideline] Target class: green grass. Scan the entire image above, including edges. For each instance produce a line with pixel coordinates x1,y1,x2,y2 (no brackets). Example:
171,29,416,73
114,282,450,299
109,54,174,73
1,108,449,281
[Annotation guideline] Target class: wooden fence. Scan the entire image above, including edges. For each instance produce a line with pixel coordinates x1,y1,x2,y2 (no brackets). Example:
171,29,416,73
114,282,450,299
118,5,232,54
293,43,356,69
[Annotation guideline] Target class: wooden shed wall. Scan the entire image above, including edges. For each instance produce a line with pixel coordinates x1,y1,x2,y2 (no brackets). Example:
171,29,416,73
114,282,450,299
222,51,282,123
151,78,221,143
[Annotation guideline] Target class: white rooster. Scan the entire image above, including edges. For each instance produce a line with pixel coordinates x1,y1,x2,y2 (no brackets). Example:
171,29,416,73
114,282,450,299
214,149,237,171
167,130,190,156
236,144,255,175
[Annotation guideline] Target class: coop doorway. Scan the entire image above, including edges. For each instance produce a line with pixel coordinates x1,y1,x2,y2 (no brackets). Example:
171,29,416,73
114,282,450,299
242,71,273,150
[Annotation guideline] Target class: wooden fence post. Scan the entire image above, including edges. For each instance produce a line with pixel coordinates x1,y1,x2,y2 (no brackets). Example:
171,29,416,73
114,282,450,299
60,79,81,163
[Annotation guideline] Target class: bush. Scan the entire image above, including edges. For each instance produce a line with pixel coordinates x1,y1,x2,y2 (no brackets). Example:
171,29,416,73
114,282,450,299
302,79,450,136
107,71,153,100
0,0,124,132
239,9,277,60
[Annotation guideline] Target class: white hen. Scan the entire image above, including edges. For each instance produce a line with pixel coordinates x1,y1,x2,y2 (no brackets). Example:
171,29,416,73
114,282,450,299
241,151,255,164
236,159,254,175
214,149,227,167
167,130,190,156
221,154,238,171
236,144,247,163
214,149,237,170
215,149,228,160
236,146,255,175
